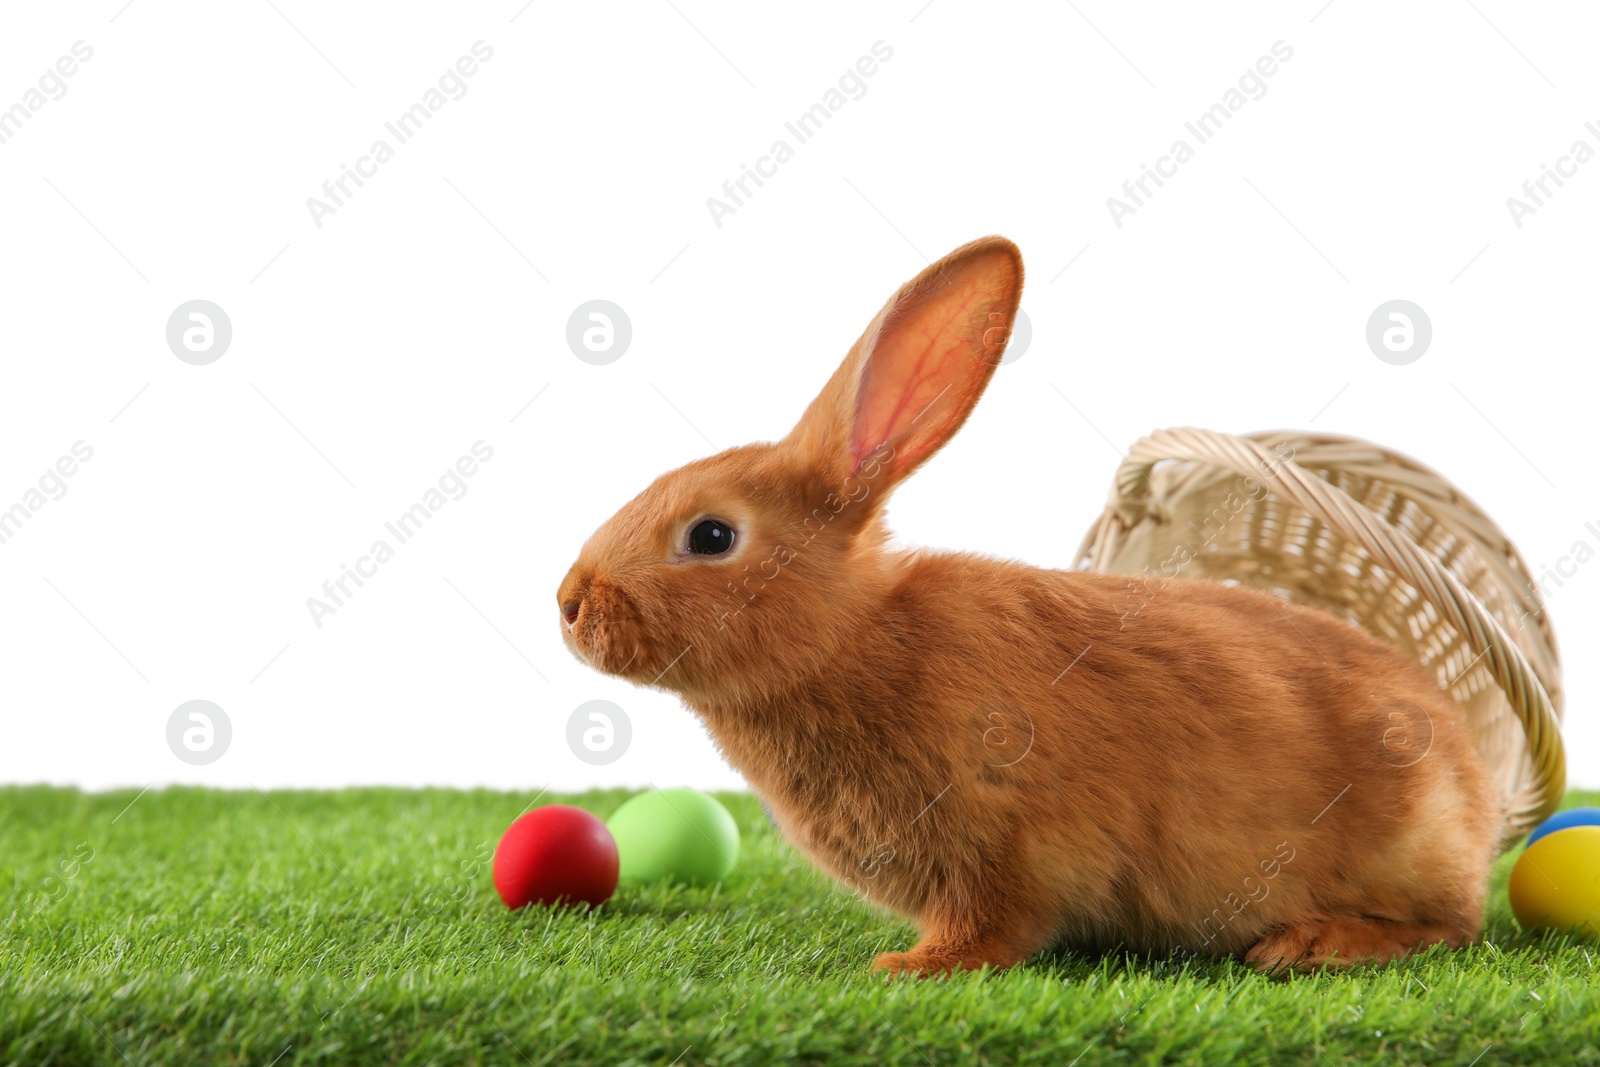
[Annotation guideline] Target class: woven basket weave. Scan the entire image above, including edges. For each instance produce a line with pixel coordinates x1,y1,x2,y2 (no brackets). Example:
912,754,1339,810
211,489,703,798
1074,427,1566,851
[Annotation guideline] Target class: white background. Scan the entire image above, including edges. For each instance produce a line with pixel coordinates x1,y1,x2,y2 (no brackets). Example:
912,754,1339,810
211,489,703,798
0,1,1594,793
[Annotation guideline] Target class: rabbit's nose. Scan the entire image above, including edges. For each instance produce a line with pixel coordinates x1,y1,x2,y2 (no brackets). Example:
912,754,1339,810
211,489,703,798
558,566,592,628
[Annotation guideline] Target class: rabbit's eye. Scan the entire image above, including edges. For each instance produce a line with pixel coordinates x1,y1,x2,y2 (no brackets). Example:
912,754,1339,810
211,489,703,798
688,519,735,555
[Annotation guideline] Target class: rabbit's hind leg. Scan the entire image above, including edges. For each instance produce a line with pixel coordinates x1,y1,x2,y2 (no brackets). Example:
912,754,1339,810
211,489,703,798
1243,915,1475,973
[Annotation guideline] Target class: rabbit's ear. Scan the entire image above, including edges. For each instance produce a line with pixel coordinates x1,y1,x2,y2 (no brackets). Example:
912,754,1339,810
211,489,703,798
789,236,1023,490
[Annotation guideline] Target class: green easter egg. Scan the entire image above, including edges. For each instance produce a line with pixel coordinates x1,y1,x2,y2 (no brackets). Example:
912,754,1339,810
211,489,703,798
607,788,740,886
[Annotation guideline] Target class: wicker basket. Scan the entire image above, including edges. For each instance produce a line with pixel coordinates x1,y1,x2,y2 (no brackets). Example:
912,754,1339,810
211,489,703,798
1074,427,1566,851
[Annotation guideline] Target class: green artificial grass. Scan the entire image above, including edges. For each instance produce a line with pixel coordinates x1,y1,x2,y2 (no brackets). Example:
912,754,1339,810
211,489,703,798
2,786,1597,1066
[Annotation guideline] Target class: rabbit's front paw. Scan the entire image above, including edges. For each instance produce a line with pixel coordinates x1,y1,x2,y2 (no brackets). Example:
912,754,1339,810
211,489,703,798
873,949,954,979
872,930,1031,978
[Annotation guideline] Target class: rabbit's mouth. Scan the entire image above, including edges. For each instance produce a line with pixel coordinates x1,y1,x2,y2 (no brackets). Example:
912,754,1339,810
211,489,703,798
561,580,651,680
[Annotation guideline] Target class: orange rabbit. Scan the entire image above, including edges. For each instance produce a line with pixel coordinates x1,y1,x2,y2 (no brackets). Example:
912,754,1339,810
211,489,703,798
558,237,1500,976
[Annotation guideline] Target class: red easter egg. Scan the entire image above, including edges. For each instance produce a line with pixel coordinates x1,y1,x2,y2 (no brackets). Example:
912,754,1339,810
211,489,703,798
492,805,619,909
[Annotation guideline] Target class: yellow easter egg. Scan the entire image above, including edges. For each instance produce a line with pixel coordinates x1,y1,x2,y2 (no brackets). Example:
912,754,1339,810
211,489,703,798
1508,825,1600,937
